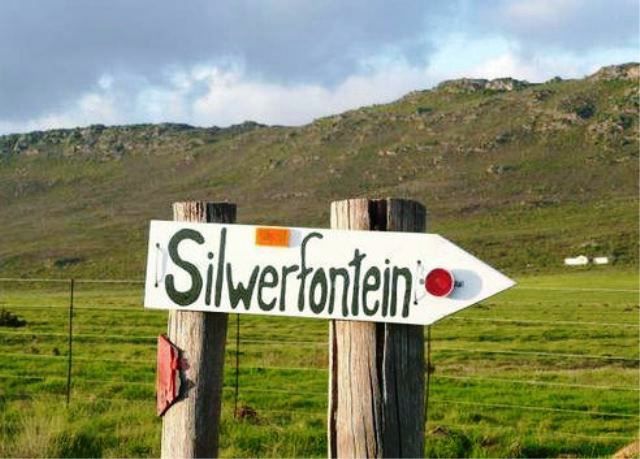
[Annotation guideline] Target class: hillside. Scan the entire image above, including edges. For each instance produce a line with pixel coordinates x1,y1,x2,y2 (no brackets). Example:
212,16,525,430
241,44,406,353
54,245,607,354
0,63,638,279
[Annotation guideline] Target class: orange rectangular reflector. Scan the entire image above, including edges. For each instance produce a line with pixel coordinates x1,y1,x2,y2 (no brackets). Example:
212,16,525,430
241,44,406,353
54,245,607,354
255,227,290,247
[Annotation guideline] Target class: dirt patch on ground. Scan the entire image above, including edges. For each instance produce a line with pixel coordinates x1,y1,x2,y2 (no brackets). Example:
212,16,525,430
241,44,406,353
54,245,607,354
613,440,639,459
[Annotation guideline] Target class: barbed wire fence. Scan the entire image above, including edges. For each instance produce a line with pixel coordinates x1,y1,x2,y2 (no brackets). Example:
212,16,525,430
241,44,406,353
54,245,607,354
0,277,638,445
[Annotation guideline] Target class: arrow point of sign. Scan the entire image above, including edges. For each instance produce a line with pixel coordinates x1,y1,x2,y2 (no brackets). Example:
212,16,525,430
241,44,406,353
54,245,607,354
415,235,517,325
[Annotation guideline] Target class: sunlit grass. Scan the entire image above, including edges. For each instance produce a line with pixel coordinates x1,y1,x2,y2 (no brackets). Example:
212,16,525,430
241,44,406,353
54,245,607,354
0,269,638,457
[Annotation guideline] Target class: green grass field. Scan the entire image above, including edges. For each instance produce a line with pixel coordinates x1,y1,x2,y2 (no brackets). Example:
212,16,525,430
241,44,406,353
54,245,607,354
0,269,638,457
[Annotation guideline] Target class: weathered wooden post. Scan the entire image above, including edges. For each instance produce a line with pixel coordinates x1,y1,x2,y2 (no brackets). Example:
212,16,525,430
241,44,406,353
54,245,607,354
328,198,426,458
161,201,236,459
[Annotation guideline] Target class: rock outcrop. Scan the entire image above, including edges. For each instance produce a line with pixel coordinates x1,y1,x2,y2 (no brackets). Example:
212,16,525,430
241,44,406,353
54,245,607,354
588,63,639,81
0,121,265,159
437,77,531,93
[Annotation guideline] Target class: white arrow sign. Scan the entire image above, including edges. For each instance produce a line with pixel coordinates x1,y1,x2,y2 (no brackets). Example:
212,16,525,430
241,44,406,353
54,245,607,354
144,221,515,325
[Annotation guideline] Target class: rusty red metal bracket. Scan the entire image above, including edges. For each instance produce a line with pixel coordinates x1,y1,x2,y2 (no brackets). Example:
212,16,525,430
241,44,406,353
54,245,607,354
156,334,181,416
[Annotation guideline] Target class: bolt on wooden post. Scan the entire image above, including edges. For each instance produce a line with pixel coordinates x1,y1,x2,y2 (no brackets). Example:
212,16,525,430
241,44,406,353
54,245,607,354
161,201,236,459
328,198,426,458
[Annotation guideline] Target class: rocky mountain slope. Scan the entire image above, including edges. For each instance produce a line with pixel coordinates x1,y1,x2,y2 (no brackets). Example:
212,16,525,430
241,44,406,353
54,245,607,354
0,63,637,278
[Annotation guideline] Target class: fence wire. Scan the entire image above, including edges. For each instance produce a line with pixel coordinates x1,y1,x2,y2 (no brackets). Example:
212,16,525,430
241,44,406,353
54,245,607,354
0,277,638,447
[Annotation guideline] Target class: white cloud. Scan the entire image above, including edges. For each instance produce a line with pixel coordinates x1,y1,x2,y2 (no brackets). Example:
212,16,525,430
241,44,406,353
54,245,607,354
0,0,637,134
503,0,580,27
0,62,433,133
190,64,429,126
468,53,571,81
483,0,639,52
469,49,639,83
0,89,123,134
0,37,637,135
0,0,451,122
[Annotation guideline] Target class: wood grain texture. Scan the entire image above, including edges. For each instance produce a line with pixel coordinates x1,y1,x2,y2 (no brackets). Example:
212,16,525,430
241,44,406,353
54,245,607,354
161,201,236,459
328,198,426,458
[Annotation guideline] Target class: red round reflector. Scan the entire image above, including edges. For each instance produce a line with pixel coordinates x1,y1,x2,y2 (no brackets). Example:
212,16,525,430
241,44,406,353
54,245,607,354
425,268,454,297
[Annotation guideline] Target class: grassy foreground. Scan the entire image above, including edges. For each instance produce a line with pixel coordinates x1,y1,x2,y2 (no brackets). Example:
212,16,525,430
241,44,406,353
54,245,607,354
0,269,638,457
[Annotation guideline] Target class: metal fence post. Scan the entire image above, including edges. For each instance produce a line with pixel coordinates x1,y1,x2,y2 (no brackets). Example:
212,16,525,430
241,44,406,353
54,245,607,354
234,313,240,418
425,325,432,431
66,278,74,405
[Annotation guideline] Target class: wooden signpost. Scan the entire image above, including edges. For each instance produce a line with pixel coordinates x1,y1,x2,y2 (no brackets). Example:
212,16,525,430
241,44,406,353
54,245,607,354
328,198,427,458
146,198,515,458
160,202,235,459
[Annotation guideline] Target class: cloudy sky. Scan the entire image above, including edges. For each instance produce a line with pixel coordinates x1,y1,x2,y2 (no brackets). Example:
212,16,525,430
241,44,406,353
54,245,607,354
1,0,638,135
